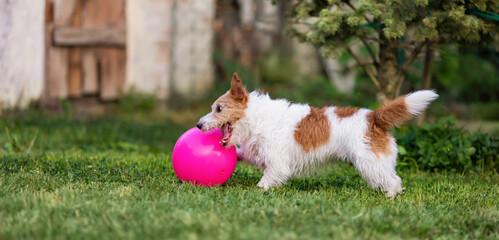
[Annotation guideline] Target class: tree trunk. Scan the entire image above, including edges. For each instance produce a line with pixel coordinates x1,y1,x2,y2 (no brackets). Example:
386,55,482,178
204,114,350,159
417,42,436,124
320,48,355,95
377,34,400,103
254,0,279,52
0,0,45,110
126,0,173,100
291,40,320,84
171,0,215,98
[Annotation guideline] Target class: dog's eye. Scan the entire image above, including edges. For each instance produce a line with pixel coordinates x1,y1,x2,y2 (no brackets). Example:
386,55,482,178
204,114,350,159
216,105,222,113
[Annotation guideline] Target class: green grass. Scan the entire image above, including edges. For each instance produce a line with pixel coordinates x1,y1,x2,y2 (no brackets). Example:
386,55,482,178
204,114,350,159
0,113,498,239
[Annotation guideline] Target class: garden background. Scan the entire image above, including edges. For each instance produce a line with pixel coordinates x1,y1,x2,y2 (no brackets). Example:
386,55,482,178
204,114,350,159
0,0,498,239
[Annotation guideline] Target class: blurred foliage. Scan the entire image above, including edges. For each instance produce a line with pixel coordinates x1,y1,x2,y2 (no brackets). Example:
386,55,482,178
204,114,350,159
471,102,499,121
232,50,377,107
288,0,499,56
257,50,341,106
260,51,297,86
214,50,257,92
433,47,499,103
269,75,346,107
394,116,498,172
118,91,157,114
286,0,499,101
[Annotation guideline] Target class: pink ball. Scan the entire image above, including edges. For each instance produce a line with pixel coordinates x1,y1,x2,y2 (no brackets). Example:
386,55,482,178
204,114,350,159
172,127,237,186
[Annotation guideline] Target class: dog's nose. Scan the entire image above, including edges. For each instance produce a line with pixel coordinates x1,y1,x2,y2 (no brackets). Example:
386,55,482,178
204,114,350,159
196,122,202,129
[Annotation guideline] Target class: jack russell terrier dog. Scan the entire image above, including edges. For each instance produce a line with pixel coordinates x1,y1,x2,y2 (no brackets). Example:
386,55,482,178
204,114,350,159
197,73,438,197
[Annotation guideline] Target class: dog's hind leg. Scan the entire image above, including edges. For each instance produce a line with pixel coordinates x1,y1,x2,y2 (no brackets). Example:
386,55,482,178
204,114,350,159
352,152,402,197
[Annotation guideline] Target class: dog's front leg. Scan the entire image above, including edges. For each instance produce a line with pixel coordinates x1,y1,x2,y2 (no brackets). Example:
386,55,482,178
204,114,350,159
256,164,291,190
236,147,245,161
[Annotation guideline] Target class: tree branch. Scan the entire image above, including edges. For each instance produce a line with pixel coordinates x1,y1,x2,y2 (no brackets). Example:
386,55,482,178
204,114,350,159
398,41,426,80
395,41,426,93
417,41,437,125
364,37,380,41
359,38,378,68
346,47,380,89
345,1,356,11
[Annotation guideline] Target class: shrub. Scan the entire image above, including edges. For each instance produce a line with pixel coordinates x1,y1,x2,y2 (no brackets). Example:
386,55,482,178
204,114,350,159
393,116,498,172
433,47,499,103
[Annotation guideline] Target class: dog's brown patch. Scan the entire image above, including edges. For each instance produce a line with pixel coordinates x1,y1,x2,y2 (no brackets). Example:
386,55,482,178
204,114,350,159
366,112,391,159
334,106,359,119
370,96,410,131
294,107,331,152
213,91,247,124
366,95,411,159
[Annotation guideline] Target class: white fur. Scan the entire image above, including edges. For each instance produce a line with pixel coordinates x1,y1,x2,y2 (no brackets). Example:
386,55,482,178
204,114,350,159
199,90,438,197
405,90,439,116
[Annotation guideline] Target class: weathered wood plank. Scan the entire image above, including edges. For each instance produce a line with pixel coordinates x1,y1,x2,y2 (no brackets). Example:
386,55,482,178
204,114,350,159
67,0,82,98
53,27,126,47
45,0,79,99
81,50,99,95
82,0,126,100
81,0,125,28
45,0,70,98
99,48,126,100
47,47,69,98
67,49,82,97
53,0,78,26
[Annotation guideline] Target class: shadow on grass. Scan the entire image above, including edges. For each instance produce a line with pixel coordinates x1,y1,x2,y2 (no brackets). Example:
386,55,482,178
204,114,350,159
226,162,367,193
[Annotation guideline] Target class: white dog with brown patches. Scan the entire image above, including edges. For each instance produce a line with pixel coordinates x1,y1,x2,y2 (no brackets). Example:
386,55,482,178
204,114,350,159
197,73,438,197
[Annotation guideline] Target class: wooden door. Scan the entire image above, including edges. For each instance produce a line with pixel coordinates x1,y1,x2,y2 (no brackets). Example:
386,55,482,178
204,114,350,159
45,0,126,101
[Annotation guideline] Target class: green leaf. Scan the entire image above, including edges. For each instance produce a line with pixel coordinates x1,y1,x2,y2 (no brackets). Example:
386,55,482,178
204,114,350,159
464,147,476,156
398,146,407,155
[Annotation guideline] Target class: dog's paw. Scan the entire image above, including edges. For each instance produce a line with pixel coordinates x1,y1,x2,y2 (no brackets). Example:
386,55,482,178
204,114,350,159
384,185,403,198
385,190,400,198
385,173,403,197
256,180,271,191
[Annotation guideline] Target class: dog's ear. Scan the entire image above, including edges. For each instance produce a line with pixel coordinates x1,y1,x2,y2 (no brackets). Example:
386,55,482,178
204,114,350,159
230,73,248,103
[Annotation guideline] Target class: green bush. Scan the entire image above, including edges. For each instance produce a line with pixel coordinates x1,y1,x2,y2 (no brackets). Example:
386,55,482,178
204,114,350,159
433,47,499,103
393,116,498,172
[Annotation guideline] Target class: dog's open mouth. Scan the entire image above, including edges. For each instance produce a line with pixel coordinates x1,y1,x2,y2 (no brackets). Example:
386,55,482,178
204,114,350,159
220,122,233,146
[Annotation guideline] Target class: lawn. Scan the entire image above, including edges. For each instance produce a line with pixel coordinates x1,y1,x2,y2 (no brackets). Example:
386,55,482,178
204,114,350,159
0,113,498,239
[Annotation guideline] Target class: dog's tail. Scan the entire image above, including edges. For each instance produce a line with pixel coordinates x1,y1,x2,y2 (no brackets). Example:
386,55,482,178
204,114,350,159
370,90,439,131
